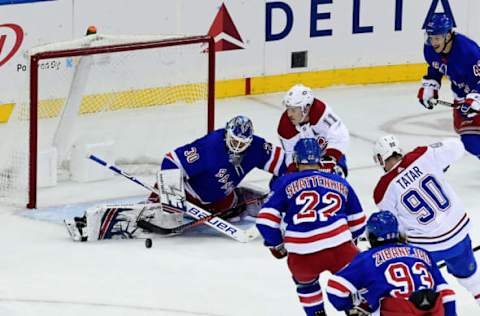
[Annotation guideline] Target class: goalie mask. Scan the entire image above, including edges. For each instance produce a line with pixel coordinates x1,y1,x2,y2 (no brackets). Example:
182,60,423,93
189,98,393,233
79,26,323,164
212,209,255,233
225,115,254,154
373,134,402,167
283,84,314,124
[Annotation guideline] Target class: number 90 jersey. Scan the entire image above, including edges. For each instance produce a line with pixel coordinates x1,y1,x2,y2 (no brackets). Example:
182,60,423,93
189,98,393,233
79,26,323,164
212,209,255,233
373,139,470,252
256,169,365,254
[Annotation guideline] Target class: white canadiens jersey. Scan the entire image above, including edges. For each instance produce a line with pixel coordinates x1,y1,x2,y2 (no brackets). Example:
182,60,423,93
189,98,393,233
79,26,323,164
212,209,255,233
373,139,469,252
277,98,349,167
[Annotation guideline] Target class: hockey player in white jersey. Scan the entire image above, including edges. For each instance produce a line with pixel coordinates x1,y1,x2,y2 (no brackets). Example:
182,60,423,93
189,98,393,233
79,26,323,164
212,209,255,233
277,84,350,176
373,135,480,305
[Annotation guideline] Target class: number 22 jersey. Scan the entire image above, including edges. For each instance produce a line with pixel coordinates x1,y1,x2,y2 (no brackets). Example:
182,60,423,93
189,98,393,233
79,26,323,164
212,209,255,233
373,139,470,252
256,169,365,254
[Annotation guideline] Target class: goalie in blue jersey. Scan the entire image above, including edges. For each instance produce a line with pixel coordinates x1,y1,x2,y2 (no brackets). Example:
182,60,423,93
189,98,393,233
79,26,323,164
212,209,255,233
149,115,286,216
326,210,456,316
65,115,286,242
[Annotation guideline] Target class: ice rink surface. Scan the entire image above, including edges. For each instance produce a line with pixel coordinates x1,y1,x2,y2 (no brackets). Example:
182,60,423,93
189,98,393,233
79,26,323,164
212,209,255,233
1,82,479,315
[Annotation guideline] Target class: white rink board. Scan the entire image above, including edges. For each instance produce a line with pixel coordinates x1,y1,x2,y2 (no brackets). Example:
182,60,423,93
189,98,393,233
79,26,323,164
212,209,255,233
2,0,480,102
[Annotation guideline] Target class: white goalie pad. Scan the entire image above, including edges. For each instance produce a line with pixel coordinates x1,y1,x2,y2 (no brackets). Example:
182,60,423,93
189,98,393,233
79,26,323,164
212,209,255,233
85,203,161,240
157,169,186,213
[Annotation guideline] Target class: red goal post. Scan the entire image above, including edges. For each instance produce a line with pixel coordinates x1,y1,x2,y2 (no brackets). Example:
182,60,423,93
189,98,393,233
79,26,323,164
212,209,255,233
16,34,214,209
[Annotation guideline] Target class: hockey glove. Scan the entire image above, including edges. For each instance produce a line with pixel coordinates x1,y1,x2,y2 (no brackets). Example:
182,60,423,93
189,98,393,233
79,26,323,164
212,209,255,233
320,156,346,178
417,78,440,109
269,243,287,259
460,93,480,119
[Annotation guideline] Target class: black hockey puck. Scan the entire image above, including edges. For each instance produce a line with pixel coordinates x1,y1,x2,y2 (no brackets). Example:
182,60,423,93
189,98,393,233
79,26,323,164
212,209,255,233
145,238,152,249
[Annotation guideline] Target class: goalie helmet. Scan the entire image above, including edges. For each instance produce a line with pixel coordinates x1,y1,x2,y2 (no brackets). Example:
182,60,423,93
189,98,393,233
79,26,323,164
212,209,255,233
283,84,314,120
366,210,399,245
294,138,322,164
225,115,254,154
373,134,402,167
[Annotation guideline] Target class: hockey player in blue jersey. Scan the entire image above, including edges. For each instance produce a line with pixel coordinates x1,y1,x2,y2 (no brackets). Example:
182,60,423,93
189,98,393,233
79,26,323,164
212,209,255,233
65,115,285,242
417,12,480,159
326,210,456,316
256,138,366,316
149,115,286,214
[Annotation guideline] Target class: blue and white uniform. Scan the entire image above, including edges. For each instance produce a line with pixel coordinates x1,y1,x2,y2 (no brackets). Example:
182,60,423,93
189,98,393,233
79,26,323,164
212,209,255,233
423,32,480,157
327,243,456,315
257,170,365,253
256,169,365,316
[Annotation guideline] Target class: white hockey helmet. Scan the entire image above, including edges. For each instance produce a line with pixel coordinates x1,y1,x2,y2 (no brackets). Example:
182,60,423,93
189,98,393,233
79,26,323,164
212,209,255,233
282,84,314,115
373,135,402,166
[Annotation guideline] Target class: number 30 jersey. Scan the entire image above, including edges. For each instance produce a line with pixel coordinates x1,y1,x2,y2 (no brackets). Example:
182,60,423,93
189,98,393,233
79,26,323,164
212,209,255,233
256,169,365,254
373,139,470,252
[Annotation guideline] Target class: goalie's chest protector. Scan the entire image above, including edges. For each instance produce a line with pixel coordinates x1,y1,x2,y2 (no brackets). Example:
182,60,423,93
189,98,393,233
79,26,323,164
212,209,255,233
175,130,267,202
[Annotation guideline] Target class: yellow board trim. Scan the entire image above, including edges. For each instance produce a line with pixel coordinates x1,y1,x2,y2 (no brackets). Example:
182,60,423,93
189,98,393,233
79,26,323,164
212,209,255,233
0,103,15,123
0,63,427,123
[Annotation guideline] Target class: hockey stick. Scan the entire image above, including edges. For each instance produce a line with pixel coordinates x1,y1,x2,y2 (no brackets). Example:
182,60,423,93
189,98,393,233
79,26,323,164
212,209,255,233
89,155,159,195
438,244,480,269
89,155,262,242
432,99,480,113
137,193,268,237
137,206,235,237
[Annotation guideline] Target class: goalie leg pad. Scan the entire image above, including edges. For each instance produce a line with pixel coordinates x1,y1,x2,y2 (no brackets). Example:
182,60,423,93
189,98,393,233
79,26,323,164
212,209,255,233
67,203,163,241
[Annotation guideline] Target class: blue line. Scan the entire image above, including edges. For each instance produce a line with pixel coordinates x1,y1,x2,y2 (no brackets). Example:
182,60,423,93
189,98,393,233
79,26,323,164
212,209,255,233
0,0,56,5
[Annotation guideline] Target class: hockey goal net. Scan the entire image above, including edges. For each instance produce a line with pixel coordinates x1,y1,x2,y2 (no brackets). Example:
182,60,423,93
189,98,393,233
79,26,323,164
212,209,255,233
0,34,215,209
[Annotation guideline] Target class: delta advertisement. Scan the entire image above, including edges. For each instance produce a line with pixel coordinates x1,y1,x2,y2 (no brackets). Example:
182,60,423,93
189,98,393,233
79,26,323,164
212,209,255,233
1,0,479,104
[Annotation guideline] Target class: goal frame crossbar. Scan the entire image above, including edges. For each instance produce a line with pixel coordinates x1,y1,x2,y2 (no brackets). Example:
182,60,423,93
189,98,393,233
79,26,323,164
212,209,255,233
27,35,215,208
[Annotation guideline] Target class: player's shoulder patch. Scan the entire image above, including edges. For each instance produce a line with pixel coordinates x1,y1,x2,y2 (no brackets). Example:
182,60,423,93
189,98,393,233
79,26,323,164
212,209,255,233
473,60,480,77
183,146,200,163
262,141,273,154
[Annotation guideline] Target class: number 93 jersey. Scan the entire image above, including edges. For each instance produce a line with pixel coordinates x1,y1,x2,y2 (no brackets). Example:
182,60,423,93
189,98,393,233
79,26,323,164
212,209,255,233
373,138,470,252
256,169,365,254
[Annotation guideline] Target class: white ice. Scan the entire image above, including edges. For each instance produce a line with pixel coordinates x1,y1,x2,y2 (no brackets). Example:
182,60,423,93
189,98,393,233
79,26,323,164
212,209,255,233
1,82,479,316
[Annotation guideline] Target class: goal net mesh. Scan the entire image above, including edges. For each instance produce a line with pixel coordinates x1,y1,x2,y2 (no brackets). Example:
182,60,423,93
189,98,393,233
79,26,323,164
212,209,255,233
0,34,214,208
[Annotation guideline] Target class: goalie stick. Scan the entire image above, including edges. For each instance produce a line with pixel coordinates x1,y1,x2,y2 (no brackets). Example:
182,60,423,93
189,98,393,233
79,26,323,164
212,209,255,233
137,193,268,237
89,154,262,242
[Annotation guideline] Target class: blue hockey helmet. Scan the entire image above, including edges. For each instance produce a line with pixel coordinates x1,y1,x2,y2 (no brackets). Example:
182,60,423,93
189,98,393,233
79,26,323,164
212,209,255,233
366,210,400,244
426,13,453,36
294,138,322,164
225,115,254,154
